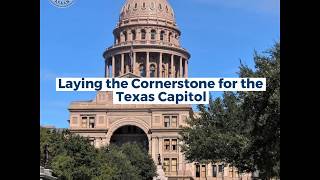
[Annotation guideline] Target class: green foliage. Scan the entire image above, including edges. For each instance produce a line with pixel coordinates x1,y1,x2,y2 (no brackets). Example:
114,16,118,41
51,154,75,180
239,42,280,179
40,127,157,180
180,41,280,179
121,143,157,180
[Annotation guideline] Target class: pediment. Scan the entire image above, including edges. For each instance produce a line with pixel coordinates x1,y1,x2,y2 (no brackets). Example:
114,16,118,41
118,72,141,78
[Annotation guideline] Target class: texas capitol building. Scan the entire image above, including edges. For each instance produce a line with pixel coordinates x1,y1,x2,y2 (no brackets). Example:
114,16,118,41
68,0,252,179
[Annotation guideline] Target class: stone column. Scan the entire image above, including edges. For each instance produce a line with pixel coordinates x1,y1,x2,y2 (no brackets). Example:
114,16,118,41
106,59,109,78
136,29,141,40
171,54,174,77
152,137,157,161
184,59,188,78
105,59,107,77
146,52,150,77
128,31,132,42
149,136,152,155
159,52,163,77
120,32,124,43
159,138,163,157
133,52,136,74
164,31,168,42
146,28,151,42
157,29,161,41
112,56,115,77
157,137,160,155
121,53,125,75
180,56,183,78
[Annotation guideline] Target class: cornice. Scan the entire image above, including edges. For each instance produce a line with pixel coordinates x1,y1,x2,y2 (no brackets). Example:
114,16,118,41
103,43,190,59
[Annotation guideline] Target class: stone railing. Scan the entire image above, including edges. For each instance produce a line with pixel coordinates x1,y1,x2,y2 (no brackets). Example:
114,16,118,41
107,40,187,51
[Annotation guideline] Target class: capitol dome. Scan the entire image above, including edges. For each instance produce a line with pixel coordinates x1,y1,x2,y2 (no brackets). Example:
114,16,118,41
118,0,176,28
104,0,190,79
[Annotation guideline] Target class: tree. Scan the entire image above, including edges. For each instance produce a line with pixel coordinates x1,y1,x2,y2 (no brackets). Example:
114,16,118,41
239,42,280,179
51,154,76,180
121,143,157,180
180,41,280,179
40,127,157,180
95,145,141,180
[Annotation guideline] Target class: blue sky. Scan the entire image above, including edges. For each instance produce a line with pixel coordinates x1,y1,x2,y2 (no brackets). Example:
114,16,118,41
40,0,280,128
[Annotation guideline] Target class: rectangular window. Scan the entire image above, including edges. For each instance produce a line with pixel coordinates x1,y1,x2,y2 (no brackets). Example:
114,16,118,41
218,165,223,173
89,117,95,128
195,164,200,177
172,139,177,151
212,165,217,177
201,165,206,178
163,158,170,173
81,117,87,128
171,116,177,127
171,158,177,175
141,30,146,40
160,31,165,41
164,116,170,127
151,30,156,40
164,139,170,151
163,115,178,128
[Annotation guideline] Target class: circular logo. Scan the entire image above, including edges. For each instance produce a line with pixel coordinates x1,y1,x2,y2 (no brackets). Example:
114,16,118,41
49,0,75,8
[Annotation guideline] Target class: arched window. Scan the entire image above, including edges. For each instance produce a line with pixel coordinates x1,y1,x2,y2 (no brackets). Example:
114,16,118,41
169,32,172,42
159,4,162,10
151,29,156,40
141,29,146,40
134,3,138,9
150,64,156,77
142,2,146,9
151,2,155,9
123,31,127,41
160,31,165,41
139,64,146,77
131,30,136,40
116,34,120,43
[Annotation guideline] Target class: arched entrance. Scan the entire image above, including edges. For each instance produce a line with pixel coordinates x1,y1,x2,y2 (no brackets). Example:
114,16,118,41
110,125,149,150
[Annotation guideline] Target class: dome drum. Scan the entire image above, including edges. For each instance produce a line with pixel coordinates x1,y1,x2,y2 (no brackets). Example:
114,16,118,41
111,25,182,50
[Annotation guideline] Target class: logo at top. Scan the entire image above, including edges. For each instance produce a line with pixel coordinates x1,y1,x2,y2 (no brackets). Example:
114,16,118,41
49,0,75,8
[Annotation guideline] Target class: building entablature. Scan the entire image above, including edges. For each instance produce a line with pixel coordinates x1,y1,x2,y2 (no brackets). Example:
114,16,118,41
68,104,192,112
150,128,182,133
104,43,190,60
69,128,108,133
